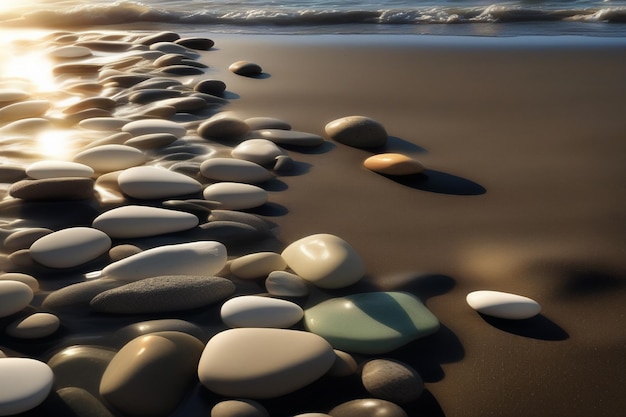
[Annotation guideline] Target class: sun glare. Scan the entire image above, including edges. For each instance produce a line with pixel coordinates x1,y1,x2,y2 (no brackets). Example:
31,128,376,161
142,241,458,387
0,48,58,93
35,130,76,160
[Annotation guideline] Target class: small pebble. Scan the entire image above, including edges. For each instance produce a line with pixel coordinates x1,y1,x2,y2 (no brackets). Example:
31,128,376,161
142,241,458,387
6,312,61,339
361,358,424,403
466,290,542,319
325,115,388,148
229,60,263,76
363,153,424,176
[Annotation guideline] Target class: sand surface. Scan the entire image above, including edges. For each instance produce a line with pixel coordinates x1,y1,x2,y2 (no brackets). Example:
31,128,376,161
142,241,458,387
1,33,625,416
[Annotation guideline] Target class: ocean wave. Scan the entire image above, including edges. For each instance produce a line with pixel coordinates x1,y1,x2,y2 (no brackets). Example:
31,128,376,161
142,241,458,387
1,1,625,28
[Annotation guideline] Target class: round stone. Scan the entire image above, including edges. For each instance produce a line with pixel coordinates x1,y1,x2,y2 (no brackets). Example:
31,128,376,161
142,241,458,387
150,41,197,56
281,233,365,289
200,157,273,184
0,358,54,415
29,227,111,269
3,228,52,253
258,129,325,147
265,271,310,297
194,79,226,96
90,275,236,314
202,182,268,210
304,291,440,354
220,295,303,328
361,359,424,403
73,144,146,172
363,153,424,176
9,177,95,200
325,115,388,148
6,312,61,339
0,280,33,318
229,60,263,76
100,331,204,417
25,160,94,179
229,252,287,279
273,154,295,173
466,290,542,319
122,119,187,138
198,113,250,140
211,400,269,417
117,166,202,199
0,273,39,292
328,350,358,377
197,328,335,398
0,164,26,182
328,399,408,417
102,241,227,282
92,205,199,238
231,139,284,166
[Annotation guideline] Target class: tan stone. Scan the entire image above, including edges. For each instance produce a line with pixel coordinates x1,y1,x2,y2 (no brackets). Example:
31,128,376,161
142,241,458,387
363,153,424,176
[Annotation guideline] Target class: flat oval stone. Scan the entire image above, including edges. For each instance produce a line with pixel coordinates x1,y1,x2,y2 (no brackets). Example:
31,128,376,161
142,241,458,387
0,117,51,133
231,139,284,166
466,290,542,319
48,45,93,59
0,164,26,182
150,41,197,57
208,210,272,234
48,345,116,394
197,328,335,398
93,205,199,238
100,331,204,417
42,278,123,310
112,319,206,347
363,153,424,176
194,79,226,96
200,157,273,184
0,273,39,291
325,115,387,148
361,359,424,403
229,60,263,76
153,53,186,67
211,400,269,417
6,312,60,339
0,100,50,123
26,160,94,179
281,233,365,289
91,275,235,314
175,37,214,50
109,244,142,261
74,144,146,172
102,241,227,282
78,117,132,131
0,280,33,318
3,229,52,253
117,166,202,199
0,88,29,103
198,113,250,140
245,117,291,131
30,227,111,269
328,349,358,377
158,64,204,75
0,358,54,415
124,132,178,149
265,271,310,297
258,129,325,147
128,88,183,105
329,399,408,417
63,97,116,114
202,182,268,210
122,119,187,138
137,31,180,45
230,252,287,279
9,177,95,200
220,295,303,328
304,291,440,354
156,96,207,112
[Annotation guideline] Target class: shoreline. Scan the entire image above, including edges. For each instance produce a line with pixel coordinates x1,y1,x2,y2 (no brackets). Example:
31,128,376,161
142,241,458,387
1,30,625,417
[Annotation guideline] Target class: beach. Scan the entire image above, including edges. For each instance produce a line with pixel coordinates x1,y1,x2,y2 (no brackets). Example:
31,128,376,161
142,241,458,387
0,28,625,417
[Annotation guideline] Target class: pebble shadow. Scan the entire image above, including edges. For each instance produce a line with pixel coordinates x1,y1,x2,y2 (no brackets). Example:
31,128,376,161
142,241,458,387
278,141,336,155
478,313,569,341
384,136,428,153
382,169,487,196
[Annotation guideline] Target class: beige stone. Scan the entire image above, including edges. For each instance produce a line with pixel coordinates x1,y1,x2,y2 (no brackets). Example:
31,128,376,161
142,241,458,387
363,153,424,176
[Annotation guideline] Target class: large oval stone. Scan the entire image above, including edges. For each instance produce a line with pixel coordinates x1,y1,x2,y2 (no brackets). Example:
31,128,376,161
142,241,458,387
117,166,202,199
202,182,268,210
0,280,33,318
0,100,50,123
304,291,440,354
198,328,335,398
466,290,541,319
73,144,146,172
100,331,204,417
92,205,199,238
3,229,52,253
30,227,111,269
6,312,61,339
0,273,39,291
25,160,94,179
42,278,123,310
91,275,235,314
281,233,365,289
220,295,303,328
9,177,95,200
102,241,227,282
200,157,273,184
0,358,54,416
363,153,424,176
325,115,387,148
49,45,93,59
122,119,187,138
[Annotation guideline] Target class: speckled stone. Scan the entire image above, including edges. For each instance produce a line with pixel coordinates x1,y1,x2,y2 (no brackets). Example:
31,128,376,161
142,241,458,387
9,177,95,200
42,278,124,310
100,331,204,417
211,399,269,417
0,273,39,292
363,153,424,175
361,359,424,403
325,115,388,148
6,312,60,339
265,271,310,297
304,292,440,354
230,252,287,279
466,290,542,319
3,228,52,253
229,60,263,76
328,399,408,417
90,275,236,314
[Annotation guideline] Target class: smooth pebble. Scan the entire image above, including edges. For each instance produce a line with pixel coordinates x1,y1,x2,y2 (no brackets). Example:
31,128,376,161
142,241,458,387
258,129,325,147
0,273,39,292
9,178,95,200
328,349,359,377
200,157,273,184
325,115,387,148
229,60,263,76
73,144,146,172
245,116,291,131
363,153,424,175
265,271,310,297
0,358,54,416
211,400,269,417
25,160,94,179
3,228,52,253
117,166,202,199
230,252,287,279
466,290,542,319
93,205,199,238
328,399,408,417
0,100,50,123
0,280,33,318
42,278,123,310
361,359,424,403
29,227,111,269
220,295,303,328
198,113,250,140
122,119,187,138
6,312,61,339
231,139,284,166
202,182,268,210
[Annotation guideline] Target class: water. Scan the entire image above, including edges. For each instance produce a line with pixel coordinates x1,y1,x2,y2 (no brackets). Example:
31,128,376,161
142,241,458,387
1,0,625,36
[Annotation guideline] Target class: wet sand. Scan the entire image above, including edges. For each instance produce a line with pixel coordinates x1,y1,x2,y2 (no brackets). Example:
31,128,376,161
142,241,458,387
1,33,625,416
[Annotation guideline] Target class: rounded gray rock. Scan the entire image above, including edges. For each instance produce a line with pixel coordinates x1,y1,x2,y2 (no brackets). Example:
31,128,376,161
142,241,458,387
361,359,424,403
195,79,227,96
229,60,263,76
325,115,387,148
